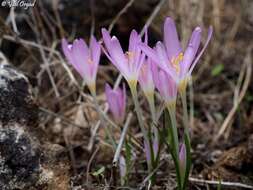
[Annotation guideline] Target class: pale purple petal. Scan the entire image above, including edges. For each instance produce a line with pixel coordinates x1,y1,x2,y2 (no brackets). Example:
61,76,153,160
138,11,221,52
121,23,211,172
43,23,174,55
163,17,182,60
128,29,138,52
105,83,120,121
155,42,178,82
138,58,154,93
110,37,128,73
105,83,126,123
151,62,162,93
61,38,74,63
119,156,126,179
189,26,213,74
158,71,170,101
101,28,112,50
155,67,177,103
71,39,90,77
90,36,101,80
139,43,159,63
179,143,186,175
180,27,202,77
90,35,101,65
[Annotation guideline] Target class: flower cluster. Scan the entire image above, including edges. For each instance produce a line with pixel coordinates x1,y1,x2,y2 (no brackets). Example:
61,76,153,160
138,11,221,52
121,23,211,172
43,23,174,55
62,16,213,189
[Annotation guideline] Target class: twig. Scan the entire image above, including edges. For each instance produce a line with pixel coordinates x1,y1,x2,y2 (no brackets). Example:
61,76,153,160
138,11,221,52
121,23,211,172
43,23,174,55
113,113,132,165
139,161,164,189
86,146,100,184
189,177,253,189
37,40,60,98
108,0,136,33
140,0,166,36
39,107,89,129
90,0,95,36
214,46,252,141
9,7,19,35
63,133,77,175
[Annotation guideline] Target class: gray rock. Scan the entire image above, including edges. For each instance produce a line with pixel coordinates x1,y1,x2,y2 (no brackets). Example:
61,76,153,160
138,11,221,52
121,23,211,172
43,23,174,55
0,64,38,125
0,63,70,190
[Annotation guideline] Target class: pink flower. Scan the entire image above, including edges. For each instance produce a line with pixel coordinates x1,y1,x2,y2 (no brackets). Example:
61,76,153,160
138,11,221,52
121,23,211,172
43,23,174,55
105,83,126,124
151,61,177,106
61,36,101,93
102,28,146,86
179,143,186,178
138,58,155,98
140,17,213,91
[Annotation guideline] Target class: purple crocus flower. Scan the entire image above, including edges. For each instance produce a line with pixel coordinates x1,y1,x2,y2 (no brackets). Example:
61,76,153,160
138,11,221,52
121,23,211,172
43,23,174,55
61,36,101,93
140,17,213,92
151,61,177,107
119,156,126,184
179,143,186,177
138,58,155,98
105,83,126,124
102,28,146,87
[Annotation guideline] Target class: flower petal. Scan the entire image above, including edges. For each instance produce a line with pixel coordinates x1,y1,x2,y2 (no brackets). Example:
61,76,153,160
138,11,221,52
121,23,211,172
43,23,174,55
163,17,182,60
61,38,74,63
180,27,201,77
101,28,112,50
71,39,90,77
90,35,101,80
90,35,101,65
155,42,178,82
139,43,159,62
110,37,128,76
189,26,213,74
128,29,138,52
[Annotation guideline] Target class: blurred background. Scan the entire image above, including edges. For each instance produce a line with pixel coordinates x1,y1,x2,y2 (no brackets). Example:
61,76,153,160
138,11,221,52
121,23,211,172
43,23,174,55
0,0,253,189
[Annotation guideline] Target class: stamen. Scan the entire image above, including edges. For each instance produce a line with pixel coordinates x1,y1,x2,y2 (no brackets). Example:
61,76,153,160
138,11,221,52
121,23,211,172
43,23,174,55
126,51,135,59
140,63,147,75
170,52,183,73
87,58,93,64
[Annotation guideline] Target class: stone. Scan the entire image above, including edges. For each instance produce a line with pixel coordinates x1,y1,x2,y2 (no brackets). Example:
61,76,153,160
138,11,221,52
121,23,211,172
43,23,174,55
0,63,70,190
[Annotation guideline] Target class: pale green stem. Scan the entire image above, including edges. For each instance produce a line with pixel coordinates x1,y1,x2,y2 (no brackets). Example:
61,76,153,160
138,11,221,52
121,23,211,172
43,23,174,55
179,89,192,190
167,104,181,189
147,94,159,161
129,84,153,172
167,105,179,157
180,91,190,140
90,90,117,149
147,94,156,124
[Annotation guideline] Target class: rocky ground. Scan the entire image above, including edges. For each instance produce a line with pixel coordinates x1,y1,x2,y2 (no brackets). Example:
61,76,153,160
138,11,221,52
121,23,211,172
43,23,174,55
0,0,253,189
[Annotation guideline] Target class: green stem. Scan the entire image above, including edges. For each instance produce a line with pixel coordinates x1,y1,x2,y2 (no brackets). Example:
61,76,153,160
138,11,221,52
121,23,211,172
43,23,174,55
147,94,156,125
180,91,190,141
180,90,192,190
166,105,181,189
167,106,179,159
129,84,155,181
147,94,159,162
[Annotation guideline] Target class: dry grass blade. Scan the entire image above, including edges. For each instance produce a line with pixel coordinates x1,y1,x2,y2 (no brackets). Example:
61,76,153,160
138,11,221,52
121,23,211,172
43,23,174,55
214,46,252,141
189,177,253,189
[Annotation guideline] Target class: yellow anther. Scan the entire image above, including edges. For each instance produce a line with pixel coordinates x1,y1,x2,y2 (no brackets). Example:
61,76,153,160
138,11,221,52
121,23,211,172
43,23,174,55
126,51,135,59
171,52,183,74
87,58,93,64
140,63,147,75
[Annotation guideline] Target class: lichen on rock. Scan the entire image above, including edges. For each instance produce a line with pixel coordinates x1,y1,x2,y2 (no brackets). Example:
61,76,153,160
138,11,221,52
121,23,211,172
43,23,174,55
0,64,38,125
0,63,70,190
0,124,41,190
